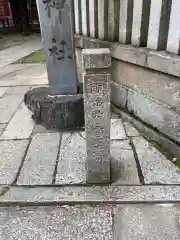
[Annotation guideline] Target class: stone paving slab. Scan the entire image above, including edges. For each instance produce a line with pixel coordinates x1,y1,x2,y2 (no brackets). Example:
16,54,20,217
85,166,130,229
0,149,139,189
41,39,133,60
0,38,42,68
111,140,140,185
0,140,28,184
0,87,7,98
0,64,39,79
0,124,6,135
0,94,23,123
133,137,180,184
111,119,127,140
17,133,60,185
1,185,180,204
114,204,180,240
56,133,86,184
0,64,48,86
0,205,113,240
0,103,35,140
5,86,31,95
124,121,140,137
33,124,57,134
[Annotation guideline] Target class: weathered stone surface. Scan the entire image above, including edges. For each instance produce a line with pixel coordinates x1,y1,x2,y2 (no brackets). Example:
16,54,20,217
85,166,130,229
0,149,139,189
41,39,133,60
33,124,57,134
74,35,180,78
124,122,140,137
0,64,48,86
0,87,8,98
111,119,126,140
114,204,180,240
147,50,180,77
111,81,128,109
112,58,180,110
112,105,180,159
1,185,180,203
83,48,111,183
0,95,23,123
0,206,113,240
0,140,28,184
127,89,180,143
0,39,42,69
24,87,84,130
82,48,111,69
111,140,140,185
17,133,60,185
56,133,86,184
0,124,6,136
5,86,31,95
0,103,34,140
133,137,180,184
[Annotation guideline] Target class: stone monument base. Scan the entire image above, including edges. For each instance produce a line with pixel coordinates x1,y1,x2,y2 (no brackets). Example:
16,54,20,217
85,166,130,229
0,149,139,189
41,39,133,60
24,87,84,130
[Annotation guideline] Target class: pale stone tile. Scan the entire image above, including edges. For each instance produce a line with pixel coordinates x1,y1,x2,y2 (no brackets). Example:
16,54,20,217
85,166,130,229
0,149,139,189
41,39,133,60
111,140,140,185
17,133,60,185
110,119,126,140
0,95,23,123
0,124,6,135
0,87,8,98
114,204,180,240
56,133,86,184
0,140,28,184
5,86,31,95
0,103,35,140
33,124,57,134
124,122,140,137
0,206,113,240
133,137,180,184
2,185,180,203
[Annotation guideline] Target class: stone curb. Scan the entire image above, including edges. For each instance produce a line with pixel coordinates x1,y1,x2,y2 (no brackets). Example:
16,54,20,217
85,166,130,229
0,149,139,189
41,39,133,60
74,35,180,78
0,185,180,205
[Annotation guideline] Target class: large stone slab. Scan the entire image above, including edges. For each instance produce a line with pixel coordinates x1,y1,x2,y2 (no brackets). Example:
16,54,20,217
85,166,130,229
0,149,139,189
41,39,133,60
127,89,180,143
0,64,48,86
0,124,6,136
1,185,180,203
56,133,86,184
0,140,28,184
17,133,60,185
111,140,140,185
0,103,35,140
114,204,180,240
0,205,113,240
0,87,8,98
0,95,23,123
5,86,31,95
133,137,180,184
124,121,140,137
110,119,127,140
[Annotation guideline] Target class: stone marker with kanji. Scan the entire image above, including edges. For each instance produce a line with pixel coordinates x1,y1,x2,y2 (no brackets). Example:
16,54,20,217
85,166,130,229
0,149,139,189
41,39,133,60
82,48,111,183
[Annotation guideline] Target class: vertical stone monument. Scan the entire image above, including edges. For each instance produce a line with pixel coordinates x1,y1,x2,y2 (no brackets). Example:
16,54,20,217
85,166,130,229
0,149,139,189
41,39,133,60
36,0,77,94
24,0,84,130
82,48,111,183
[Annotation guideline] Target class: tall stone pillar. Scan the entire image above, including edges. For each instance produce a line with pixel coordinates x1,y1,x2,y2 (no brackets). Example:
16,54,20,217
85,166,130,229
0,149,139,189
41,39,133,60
82,48,111,183
36,0,77,94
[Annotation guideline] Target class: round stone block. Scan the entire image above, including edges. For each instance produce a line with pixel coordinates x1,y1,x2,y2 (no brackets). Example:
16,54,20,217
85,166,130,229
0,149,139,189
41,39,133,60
24,87,84,130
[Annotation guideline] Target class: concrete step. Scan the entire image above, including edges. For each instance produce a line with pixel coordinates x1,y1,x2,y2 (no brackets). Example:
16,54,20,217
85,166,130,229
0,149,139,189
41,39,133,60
0,203,179,240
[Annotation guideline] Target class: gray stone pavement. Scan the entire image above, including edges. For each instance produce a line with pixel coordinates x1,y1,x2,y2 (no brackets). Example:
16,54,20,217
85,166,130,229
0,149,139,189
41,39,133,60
0,64,180,239
0,38,42,69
